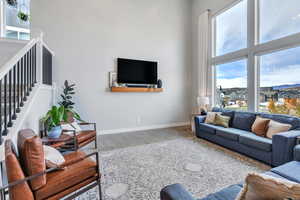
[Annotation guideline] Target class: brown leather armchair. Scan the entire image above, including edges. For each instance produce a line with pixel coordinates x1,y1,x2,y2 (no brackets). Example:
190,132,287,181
0,129,102,200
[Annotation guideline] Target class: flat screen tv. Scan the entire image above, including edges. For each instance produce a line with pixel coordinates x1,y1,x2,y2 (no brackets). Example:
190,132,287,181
117,58,158,84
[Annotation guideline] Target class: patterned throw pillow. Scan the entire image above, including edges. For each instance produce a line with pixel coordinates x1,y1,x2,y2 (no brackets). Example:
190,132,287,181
236,173,300,200
251,117,270,137
214,114,230,128
205,112,221,124
266,120,292,139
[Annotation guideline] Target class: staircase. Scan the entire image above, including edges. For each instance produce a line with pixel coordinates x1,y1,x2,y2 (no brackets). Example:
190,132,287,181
0,34,54,145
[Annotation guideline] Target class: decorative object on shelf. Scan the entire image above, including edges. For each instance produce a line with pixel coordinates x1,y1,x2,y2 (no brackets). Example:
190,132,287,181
17,11,29,22
197,96,210,115
157,79,162,88
109,72,118,87
6,0,18,8
17,4,30,23
42,106,66,139
58,80,83,123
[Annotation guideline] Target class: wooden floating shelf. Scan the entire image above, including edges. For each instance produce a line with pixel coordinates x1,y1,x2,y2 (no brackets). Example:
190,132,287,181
111,87,163,93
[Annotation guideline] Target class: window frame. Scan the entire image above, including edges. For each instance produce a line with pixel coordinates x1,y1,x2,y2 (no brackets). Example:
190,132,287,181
211,0,300,112
0,0,30,40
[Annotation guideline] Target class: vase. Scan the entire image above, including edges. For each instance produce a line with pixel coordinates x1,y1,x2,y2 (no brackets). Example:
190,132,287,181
48,126,62,139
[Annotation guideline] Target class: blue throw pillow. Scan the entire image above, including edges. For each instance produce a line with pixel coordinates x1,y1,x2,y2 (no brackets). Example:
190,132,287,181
232,111,256,132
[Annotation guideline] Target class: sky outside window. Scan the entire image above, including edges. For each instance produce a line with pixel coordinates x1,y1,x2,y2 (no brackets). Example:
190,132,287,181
215,0,247,56
260,0,300,43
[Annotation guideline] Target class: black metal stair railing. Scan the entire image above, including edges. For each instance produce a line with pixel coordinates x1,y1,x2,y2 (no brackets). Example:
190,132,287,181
0,44,38,145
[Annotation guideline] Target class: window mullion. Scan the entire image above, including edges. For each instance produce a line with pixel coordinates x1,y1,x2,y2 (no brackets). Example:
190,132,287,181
0,0,6,38
247,0,257,112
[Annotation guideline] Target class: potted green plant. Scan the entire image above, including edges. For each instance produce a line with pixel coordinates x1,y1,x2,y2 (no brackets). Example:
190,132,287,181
58,80,83,123
6,0,18,7
42,106,66,138
17,11,30,22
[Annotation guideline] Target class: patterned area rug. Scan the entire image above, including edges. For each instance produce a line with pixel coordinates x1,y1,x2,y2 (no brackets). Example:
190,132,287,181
76,137,270,200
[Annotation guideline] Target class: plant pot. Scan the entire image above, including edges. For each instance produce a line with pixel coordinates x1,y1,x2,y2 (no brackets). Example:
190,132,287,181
48,126,62,139
66,111,75,123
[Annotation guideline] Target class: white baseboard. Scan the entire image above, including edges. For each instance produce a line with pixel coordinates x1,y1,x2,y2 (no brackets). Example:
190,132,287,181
100,122,189,135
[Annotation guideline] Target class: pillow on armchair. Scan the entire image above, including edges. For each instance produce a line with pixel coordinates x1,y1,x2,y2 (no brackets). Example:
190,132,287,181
236,173,300,200
43,145,65,168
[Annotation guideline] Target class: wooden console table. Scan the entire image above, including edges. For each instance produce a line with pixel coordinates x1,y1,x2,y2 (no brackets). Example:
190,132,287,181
111,87,163,93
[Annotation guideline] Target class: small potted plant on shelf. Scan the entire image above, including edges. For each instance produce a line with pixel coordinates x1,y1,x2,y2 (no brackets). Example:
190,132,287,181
58,80,82,123
6,0,18,7
17,11,30,22
42,106,66,138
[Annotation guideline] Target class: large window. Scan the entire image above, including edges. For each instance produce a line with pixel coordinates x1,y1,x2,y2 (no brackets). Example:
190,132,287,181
212,0,300,116
216,60,248,110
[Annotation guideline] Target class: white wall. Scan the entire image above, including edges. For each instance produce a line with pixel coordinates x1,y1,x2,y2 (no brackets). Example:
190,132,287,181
31,0,193,133
191,0,238,108
0,39,26,67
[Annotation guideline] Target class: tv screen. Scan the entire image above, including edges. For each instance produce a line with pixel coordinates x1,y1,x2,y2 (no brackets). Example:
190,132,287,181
117,58,158,84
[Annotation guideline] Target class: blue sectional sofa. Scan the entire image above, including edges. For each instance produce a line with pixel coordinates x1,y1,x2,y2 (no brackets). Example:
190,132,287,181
194,108,300,166
160,145,300,200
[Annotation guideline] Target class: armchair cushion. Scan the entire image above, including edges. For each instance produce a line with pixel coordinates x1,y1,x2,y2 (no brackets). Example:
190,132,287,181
160,184,196,200
17,129,46,191
271,161,300,184
34,151,98,200
5,140,34,200
201,184,242,200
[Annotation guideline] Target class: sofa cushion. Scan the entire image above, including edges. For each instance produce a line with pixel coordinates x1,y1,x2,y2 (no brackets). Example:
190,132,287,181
239,134,272,152
216,128,251,141
34,151,98,200
17,129,46,191
212,108,235,127
198,123,217,135
232,112,256,132
271,161,300,184
200,184,242,200
5,140,34,200
259,113,300,130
